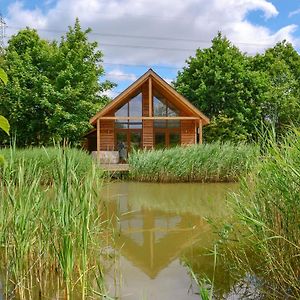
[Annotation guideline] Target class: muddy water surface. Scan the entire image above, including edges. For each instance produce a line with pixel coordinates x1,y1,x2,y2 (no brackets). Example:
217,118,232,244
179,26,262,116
102,182,237,300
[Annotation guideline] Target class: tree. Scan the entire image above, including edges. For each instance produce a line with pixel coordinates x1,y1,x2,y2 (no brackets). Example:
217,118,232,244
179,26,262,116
0,67,9,164
0,19,113,146
250,41,300,135
1,29,56,145
173,33,300,142
48,18,114,143
0,67,9,135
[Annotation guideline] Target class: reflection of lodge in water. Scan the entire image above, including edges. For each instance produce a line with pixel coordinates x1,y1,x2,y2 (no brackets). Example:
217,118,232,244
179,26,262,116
104,183,231,279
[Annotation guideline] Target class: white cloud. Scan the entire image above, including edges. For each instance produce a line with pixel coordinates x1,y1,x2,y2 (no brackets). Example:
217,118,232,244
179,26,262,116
106,69,137,82
101,89,119,99
163,78,173,85
4,0,299,69
289,8,300,18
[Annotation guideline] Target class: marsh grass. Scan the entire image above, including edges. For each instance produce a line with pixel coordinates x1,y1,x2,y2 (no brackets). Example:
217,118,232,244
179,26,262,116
128,143,259,183
223,129,300,299
0,147,112,299
0,146,100,184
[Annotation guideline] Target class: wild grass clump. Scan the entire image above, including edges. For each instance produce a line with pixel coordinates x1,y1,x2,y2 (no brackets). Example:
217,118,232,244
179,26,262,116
223,129,300,299
128,143,259,183
0,147,112,299
0,146,99,184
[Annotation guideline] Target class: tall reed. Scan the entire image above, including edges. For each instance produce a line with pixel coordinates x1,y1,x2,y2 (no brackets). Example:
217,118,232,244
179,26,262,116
0,147,112,299
128,143,259,183
223,129,300,299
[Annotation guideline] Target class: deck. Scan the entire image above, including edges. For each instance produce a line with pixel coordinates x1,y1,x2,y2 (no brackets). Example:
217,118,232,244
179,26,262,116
100,163,130,172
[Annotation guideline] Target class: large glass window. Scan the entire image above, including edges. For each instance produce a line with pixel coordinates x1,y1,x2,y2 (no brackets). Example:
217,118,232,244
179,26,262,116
115,93,142,118
115,92,142,130
155,132,166,149
129,93,142,117
153,92,180,130
153,93,180,117
169,132,180,147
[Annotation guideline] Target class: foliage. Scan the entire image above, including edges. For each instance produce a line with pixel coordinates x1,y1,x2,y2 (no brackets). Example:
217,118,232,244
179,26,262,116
250,41,300,135
174,33,300,142
223,129,300,298
0,67,9,164
0,146,110,299
0,146,103,183
0,68,10,136
128,142,259,183
0,67,8,85
0,19,114,146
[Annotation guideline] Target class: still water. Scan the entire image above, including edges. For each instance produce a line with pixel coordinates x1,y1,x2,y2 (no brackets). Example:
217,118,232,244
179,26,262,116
102,182,237,300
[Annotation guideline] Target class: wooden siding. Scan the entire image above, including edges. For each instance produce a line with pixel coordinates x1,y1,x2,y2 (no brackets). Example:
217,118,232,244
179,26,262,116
100,120,115,151
181,120,196,146
142,83,149,117
142,81,153,149
143,120,153,149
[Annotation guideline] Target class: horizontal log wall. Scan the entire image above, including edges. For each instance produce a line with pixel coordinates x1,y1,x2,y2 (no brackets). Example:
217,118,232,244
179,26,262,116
143,120,153,149
181,120,195,146
100,120,115,151
142,81,153,149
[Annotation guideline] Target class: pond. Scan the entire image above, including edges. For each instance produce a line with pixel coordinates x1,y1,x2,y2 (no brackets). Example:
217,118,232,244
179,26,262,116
102,182,238,300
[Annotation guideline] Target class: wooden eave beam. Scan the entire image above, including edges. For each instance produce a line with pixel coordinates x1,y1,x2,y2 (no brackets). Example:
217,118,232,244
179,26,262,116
99,116,201,120
149,77,153,117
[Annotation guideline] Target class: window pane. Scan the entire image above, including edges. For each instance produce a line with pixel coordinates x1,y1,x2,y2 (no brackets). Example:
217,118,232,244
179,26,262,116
169,132,180,147
130,132,141,150
168,120,180,128
115,121,128,129
115,103,128,117
154,120,167,128
116,132,128,159
128,121,142,129
129,93,142,117
155,132,166,149
167,102,179,117
153,96,167,116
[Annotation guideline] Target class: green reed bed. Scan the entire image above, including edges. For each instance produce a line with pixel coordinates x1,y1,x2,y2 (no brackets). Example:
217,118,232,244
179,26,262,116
128,143,259,183
223,130,300,299
0,146,99,184
0,147,112,299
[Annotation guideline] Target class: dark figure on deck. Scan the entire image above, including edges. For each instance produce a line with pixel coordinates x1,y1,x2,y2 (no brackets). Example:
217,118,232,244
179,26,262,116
118,141,127,163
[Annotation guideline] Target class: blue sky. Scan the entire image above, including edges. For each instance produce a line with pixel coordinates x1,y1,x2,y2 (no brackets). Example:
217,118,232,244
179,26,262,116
1,0,300,97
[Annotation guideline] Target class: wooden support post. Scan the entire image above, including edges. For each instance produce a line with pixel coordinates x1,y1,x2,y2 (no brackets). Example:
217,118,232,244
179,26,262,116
198,119,203,144
97,118,100,162
149,77,152,117
194,120,197,144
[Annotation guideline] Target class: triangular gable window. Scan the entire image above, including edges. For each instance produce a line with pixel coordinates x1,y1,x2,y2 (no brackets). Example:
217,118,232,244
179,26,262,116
153,92,180,129
115,92,142,129
153,93,179,117
115,92,142,117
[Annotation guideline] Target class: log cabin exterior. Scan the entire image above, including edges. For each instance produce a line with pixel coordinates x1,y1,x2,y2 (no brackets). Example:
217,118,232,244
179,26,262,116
85,69,209,160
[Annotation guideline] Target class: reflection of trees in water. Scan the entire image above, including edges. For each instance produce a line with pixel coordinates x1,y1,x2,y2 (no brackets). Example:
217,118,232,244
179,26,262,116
181,243,263,299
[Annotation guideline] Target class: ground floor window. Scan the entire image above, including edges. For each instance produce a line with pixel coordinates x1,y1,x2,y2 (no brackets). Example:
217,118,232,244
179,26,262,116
154,129,181,149
115,129,142,159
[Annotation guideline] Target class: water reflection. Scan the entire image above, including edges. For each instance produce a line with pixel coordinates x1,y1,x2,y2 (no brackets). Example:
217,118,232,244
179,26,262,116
103,182,237,299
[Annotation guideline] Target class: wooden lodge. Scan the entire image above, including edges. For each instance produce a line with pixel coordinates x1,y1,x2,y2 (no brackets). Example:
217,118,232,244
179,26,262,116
85,69,209,162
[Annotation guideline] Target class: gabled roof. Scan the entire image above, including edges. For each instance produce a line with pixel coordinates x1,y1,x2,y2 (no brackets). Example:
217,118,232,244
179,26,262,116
90,69,209,125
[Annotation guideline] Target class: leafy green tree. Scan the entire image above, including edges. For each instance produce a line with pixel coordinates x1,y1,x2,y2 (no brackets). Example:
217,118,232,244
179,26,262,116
48,18,114,143
0,19,113,146
174,35,300,142
0,67,9,164
251,41,300,135
0,67,9,135
1,29,56,145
